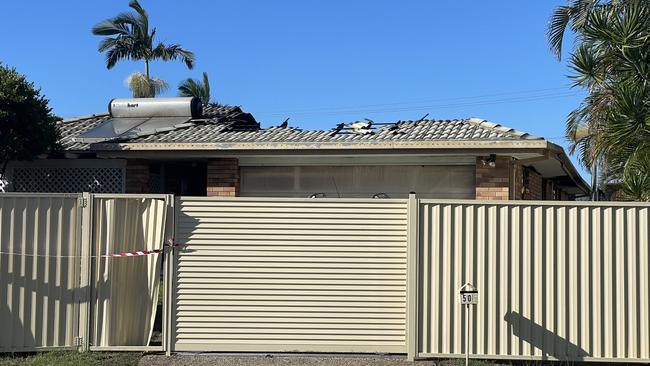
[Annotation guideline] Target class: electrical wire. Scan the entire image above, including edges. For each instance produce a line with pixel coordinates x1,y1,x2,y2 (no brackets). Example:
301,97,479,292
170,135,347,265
259,86,573,114
256,87,582,118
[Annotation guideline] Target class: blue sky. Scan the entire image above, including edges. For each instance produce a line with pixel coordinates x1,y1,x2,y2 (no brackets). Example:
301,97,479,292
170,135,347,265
0,1,587,176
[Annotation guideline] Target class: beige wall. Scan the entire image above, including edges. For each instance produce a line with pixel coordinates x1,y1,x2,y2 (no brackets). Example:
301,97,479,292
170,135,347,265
417,200,650,362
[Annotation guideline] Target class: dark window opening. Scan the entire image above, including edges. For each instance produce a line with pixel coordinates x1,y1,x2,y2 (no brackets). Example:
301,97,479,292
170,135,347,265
149,161,207,196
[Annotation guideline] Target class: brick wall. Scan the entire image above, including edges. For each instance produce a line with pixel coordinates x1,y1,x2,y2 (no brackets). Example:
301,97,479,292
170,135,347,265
475,156,512,200
512,163,524,200
207,158,240,197
475,157,547,201
523,168,543,200
125,159,149,193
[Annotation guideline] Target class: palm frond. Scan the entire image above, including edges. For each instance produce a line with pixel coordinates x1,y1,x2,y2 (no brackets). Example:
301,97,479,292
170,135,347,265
128,0,148,22
127,0,149,43
125,72,168,98
201,72,210,104
178,79,200,97
547,0,606,59
91,19,131,36
548,5,573,59
569,44,603,87
621,145,650,200
105,46,133,69
178,72,211,104
153,43,195,69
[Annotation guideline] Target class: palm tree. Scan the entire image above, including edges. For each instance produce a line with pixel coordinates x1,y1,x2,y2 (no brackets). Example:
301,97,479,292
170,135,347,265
178,72,212,105
552,1,650,200
92,0,195,97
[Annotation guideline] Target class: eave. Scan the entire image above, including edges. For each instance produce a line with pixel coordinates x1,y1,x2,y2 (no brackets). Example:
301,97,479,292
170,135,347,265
84,139,550,152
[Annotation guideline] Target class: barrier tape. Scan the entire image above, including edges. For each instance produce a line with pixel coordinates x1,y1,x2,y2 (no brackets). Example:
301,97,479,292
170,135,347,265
0,240,186,258
100,243,186,257
101,248,163,258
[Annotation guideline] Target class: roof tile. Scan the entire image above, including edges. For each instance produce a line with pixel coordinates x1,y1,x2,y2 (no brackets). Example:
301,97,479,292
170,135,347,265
57,107,543,151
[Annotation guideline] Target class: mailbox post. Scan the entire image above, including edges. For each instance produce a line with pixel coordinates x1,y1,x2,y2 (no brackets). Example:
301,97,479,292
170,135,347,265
458,283,478,366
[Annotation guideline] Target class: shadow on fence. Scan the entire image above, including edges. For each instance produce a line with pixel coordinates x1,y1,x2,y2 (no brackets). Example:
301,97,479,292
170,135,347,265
504,310,589,360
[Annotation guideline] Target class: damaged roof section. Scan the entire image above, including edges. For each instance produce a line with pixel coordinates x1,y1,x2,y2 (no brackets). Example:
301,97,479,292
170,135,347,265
58,103,541,151
59,104,258,150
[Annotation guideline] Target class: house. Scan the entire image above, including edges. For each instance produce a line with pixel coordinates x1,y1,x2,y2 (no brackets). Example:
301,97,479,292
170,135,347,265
4,98,589,200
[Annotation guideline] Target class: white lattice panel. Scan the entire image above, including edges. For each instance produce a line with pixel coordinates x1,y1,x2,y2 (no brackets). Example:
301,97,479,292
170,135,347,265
10,164,124,193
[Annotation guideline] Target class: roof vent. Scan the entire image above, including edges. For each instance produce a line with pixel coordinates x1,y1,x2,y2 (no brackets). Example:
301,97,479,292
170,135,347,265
75,97,202,143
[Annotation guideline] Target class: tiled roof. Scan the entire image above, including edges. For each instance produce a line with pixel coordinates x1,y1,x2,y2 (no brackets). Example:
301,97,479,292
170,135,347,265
57,104,254,150
57,104,542,151
58,114,109,150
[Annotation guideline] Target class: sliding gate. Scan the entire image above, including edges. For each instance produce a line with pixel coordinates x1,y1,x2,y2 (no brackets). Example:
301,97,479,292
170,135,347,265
172,197,409,353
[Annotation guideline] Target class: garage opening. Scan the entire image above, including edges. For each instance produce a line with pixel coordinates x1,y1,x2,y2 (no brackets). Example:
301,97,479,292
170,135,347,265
240,165,475,199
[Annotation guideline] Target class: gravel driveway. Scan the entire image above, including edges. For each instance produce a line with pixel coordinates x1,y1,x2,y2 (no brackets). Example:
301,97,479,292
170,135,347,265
139,354,444,366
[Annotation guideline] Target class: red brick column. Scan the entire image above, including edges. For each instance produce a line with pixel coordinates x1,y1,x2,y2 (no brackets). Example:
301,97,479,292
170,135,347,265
206,158,240,197
125,159,149,193
475,156,513,200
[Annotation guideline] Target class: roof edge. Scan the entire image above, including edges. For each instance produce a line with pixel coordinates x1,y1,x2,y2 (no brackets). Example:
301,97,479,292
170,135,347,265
85,139,551,151
60,113,109,123
547,142,591,195
466,117,543,140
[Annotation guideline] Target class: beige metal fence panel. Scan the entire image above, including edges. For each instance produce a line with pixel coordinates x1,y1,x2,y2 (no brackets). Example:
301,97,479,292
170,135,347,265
91,195,168,347
418,200,650,363
0,193,82,352
173,197,408,353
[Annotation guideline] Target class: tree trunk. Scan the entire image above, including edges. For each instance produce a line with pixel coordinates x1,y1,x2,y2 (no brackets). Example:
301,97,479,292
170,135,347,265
144,59,154,97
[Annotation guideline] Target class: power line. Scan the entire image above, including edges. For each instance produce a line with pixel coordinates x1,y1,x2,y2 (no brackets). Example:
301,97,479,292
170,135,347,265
258,91,580,118
258,86,574,115
255,86,580,116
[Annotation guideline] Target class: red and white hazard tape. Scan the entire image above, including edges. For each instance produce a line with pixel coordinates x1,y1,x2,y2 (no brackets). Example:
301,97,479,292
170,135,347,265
102,248,163,257
101,243,186,258
0,240,186,258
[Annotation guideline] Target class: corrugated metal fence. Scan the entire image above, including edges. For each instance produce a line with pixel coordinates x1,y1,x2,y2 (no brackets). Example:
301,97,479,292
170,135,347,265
90,195,170,349
0,193,171,353
417,200,650,362
2,194,650,362
172,197,409,353
0,194,82,352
